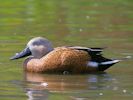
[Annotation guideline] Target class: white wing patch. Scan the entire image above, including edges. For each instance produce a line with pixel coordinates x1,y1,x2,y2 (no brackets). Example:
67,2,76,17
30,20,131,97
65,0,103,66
87,61,98,68
101,60,121,65
87,60,121,68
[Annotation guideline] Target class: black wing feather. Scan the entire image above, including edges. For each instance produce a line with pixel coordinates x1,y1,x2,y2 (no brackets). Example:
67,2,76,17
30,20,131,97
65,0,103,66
67,46,104,54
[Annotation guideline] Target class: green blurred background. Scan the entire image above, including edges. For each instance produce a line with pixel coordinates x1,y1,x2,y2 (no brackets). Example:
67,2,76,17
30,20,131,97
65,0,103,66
0,0,133,100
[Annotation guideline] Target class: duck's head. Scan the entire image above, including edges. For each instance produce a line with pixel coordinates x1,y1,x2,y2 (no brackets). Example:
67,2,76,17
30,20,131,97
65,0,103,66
10,37,53,60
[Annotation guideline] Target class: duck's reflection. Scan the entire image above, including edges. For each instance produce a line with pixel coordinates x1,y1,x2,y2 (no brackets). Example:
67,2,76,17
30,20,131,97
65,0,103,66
25,89,49,100
23,72,118,99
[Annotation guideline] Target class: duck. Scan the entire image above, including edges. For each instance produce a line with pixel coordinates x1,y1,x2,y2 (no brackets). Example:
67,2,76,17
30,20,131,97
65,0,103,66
10,37,130,74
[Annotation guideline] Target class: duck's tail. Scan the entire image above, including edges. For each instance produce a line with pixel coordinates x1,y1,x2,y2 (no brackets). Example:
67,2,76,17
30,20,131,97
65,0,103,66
98,56,132,71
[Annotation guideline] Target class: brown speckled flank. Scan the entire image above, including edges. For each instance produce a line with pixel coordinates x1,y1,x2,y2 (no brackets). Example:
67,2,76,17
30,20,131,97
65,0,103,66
24,47,98,73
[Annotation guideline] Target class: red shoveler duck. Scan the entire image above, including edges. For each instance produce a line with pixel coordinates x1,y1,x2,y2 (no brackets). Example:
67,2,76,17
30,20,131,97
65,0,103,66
10,37,130,74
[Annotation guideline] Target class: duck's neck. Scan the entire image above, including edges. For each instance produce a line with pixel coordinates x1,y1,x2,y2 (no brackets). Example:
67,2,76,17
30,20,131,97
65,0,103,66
34,47,54,59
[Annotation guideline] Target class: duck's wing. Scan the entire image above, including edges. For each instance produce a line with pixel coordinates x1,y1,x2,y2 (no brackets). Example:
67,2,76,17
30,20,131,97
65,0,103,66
67,46,111,63
67,46,128,71
67,46,104,55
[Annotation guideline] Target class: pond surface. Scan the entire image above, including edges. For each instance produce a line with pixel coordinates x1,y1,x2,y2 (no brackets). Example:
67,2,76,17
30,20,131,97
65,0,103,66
0,0,133,100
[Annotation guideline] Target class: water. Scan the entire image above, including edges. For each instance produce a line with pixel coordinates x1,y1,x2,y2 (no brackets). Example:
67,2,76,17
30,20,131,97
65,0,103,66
0,0,133,100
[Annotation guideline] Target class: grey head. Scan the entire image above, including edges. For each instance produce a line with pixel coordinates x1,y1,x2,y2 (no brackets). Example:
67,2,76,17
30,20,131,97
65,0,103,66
10,37,53,60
